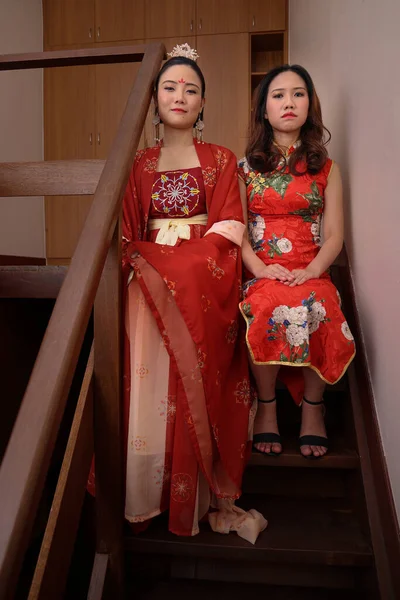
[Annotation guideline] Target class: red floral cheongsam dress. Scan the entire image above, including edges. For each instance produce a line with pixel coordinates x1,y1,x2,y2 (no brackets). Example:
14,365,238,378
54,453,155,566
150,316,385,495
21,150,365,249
238,148,355,404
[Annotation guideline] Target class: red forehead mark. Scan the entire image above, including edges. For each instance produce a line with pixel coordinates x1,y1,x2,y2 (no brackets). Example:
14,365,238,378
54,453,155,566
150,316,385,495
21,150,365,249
178,78,186,83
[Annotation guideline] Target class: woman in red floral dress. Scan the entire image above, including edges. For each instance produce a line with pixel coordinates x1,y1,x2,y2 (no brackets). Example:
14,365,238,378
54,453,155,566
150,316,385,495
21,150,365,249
117,45,265,541
238,65,355,459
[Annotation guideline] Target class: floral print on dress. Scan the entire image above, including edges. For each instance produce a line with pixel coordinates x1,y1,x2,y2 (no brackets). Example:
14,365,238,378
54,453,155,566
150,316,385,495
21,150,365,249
238,156,250,177
248,214,265,252
134,148,146,164
171,473,194,503
191,348,207,382
311,215,322,245
291,181,324,221
202,166,217,187
216,149,228,171
234,377,251,405
267,292,330,363
158,395,177,423
266,233,293,258
135,364,149,378
152,171,200,216
131,436,146,452
248,171,293,202
153,466,171,487
241,301,255,325
207,257,225,279
226,320,238,344
143,157,158,173
341,321,354,341
201,294,211,312
163,278,177,297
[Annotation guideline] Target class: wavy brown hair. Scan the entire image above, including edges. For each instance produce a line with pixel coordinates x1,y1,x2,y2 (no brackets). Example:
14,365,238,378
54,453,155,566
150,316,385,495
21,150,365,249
246,64,331,175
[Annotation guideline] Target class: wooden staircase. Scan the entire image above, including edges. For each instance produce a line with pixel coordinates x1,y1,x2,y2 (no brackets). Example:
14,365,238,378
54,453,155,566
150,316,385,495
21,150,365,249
124,385,374,598
1,47,399,600
119,260,392,599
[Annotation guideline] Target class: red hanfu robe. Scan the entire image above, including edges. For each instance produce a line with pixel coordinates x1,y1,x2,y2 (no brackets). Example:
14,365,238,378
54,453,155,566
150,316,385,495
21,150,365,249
121,140,253,536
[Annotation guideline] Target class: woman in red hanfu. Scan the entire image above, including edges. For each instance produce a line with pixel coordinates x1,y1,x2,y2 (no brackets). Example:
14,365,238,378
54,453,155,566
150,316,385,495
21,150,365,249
119,45,266,541
238,65,355,459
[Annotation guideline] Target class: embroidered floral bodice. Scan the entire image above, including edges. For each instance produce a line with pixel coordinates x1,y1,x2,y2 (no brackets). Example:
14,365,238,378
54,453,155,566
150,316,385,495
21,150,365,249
150,167,206,218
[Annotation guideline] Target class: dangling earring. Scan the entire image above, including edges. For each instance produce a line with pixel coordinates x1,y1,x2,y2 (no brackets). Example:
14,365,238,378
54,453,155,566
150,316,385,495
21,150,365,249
195,112,205,142
152,111,161,144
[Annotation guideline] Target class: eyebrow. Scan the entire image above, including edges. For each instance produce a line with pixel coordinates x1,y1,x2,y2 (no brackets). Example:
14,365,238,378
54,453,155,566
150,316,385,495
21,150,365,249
271,86,307,93
161,79,200,90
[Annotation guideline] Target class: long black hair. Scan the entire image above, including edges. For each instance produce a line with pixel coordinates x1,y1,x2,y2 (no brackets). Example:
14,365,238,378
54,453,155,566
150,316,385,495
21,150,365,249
247,64,331,175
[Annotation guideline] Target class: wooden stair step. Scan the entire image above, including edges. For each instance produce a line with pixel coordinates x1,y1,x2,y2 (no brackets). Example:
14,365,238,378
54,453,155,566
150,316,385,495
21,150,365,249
249,436,359,469
130,579,365,600
0,265,67,299
125,497,372,568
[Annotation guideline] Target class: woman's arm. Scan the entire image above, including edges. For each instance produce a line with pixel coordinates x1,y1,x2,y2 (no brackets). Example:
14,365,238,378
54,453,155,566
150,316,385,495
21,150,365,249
239,178,294,282
288,162,344,286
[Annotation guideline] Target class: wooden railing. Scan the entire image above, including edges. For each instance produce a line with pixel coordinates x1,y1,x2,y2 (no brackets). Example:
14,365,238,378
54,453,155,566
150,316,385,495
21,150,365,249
0,43,164,599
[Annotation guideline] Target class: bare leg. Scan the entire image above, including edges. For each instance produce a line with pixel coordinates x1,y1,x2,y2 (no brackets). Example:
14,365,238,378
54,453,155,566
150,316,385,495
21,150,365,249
300,367,327,457
250,362,281,454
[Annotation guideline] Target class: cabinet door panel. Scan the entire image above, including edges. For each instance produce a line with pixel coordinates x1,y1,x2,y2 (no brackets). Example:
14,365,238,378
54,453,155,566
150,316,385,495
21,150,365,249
43,0,95,48
95,40,146,158
249,0,286,32
197,34,249,158
45,196,93,259
196,0,248,35
95,0,145,42
44,65,95,258
145,1,196,39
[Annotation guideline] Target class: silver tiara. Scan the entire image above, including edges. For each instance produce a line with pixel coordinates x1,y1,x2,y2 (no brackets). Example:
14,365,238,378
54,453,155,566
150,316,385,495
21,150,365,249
167,43,200,62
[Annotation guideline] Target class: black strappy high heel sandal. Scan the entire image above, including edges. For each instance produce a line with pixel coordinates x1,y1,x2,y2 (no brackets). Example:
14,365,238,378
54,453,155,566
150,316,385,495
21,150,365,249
252,398,282,457
299,397,329,459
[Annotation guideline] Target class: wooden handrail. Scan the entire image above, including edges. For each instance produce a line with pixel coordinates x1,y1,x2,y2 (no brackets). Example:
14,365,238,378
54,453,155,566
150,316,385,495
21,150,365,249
0,42,164,598
0,44,151,71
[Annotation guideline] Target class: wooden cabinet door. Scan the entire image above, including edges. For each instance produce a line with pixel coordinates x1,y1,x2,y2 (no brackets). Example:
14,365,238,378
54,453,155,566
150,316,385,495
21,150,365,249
249,0,286,32
197,34,249,158
196,0,248,35
43,0,95,48
145,1,196,39
95,0,145,42
95,40,146,158
44,65,95,260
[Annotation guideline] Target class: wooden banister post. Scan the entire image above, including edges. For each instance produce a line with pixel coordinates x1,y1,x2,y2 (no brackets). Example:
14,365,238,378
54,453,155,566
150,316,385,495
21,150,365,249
93,220,124,596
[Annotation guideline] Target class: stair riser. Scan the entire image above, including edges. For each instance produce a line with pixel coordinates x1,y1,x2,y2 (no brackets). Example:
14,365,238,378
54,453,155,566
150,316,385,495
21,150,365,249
127,553,369,590
242,467,347,498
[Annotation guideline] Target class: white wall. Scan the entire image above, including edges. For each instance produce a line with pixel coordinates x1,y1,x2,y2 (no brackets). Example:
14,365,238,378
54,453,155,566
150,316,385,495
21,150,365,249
289,0,400,516
0,0,44,257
